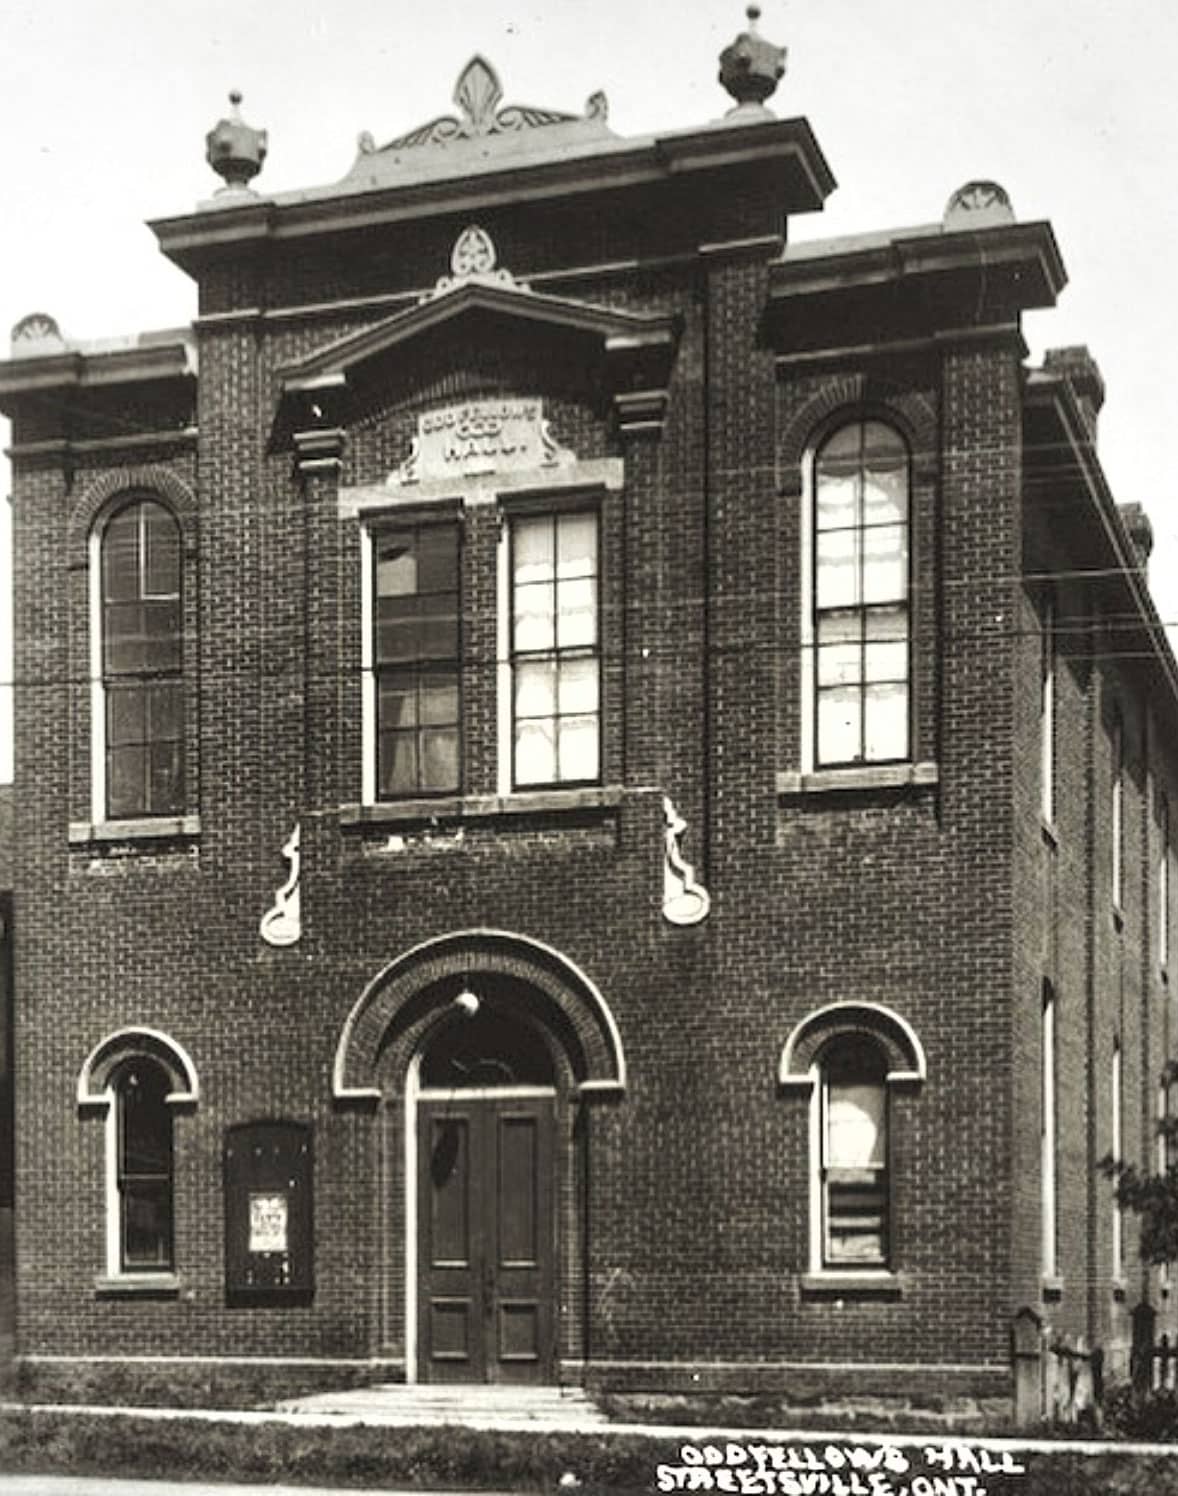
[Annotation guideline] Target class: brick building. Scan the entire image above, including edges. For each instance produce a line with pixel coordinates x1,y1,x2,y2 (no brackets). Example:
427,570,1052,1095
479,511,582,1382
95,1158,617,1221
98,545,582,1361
1,16,1175,1420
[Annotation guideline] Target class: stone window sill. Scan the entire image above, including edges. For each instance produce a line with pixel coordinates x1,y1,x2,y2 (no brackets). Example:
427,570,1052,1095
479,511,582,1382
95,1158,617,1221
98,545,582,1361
778,763,938,797
1041,1274,1065,1302
800,1271,906,1300
70,814,201,846
95,1272,181,1299
340,785,623,827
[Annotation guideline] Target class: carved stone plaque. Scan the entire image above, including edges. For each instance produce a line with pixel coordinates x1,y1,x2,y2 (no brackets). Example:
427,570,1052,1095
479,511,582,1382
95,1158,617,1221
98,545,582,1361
388,398,573,487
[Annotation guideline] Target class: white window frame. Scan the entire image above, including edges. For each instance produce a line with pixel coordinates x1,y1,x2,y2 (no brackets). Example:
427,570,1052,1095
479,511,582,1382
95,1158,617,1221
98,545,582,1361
1041,983,1057,1280
1112,711,1124,911
88,502,185,826
1040,595,1055,826
800,420,912,774
1112,1037,1124,1283
809,1045,890,1274
103,1060,176,1282
497,500,602,795
1161,794,1170,969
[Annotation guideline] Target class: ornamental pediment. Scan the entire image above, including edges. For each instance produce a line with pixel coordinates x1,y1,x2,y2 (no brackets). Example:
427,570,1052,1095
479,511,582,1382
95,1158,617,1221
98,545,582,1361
279,226,677,396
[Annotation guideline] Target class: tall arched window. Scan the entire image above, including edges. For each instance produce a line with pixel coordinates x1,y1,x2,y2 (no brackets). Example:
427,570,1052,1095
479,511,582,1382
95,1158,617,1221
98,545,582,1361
819,1036,889,1267
811,420,910,766
98,499,184,819
112,1058,174,1273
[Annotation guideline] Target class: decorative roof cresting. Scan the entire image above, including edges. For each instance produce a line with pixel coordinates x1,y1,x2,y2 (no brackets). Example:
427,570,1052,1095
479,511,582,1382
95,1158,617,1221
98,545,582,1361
344,56,612,187
719,5,786,111
205,91,268,195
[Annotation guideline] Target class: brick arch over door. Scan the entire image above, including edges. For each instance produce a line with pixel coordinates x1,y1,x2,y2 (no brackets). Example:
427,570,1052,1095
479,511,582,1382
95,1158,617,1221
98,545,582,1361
332,928,626,1102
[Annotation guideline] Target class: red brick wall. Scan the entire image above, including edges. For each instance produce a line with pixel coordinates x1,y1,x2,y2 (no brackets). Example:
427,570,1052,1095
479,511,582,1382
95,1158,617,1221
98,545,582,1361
6,183,1171,1414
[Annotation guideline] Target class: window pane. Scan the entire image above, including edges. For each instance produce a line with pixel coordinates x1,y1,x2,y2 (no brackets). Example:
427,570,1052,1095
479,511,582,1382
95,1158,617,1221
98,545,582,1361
377,609,422,664
515,718,556,785
816,530,859,608
513,517,554,584
862,463,907,527
828,1083,886,1169
558,656,599,715
419,669,458,726
141,601,182,673
817,640,861,689
107,746,146,819
379,676,417,729
147,681,184,743
556,576,597,648
149,742,184,814
417,602,458,660
102,510,141,603
558,715,599,782
864,682,908,761
420,727,459,791
864,640,908,685
817,685,861,765
122,1181,173,1269
515,659,557,719
104,603,145,674
513,581,555,653
815,471,858,532
827,1179,886,1264
120,1065,173,1173
376,536,417,597
143,505,181,597
862,524,907,603
556,513,596,578
379,734,418,796
416,525,458,594
108,685,146,747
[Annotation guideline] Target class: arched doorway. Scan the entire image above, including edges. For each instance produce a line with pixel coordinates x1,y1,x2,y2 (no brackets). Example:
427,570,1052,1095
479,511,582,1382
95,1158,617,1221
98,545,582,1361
413,1000,557,1384
333,929,626,1386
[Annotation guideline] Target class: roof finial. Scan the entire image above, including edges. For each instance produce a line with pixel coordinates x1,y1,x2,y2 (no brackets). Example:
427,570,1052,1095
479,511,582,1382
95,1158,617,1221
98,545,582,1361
719,3,786,111
205,89,269,196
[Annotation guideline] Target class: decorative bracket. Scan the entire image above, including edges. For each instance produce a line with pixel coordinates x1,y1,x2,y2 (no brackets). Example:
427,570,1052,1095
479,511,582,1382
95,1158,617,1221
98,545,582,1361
260,824,302,947
662,797,710,926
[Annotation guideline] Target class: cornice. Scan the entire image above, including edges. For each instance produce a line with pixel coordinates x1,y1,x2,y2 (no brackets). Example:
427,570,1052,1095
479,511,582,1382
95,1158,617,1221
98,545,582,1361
769,220,1066,311
151,116,833,275
1025,375,1178,707
0,339,195,412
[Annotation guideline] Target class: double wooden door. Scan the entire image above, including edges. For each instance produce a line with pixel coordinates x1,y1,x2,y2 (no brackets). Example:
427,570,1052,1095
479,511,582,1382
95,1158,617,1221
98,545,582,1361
417,1092,555,1383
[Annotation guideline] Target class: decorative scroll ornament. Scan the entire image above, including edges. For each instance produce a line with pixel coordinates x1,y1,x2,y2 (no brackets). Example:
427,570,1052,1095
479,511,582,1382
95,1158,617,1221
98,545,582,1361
662,797,711,926
384,55,606,148
423,225,526,302
260,824,301,947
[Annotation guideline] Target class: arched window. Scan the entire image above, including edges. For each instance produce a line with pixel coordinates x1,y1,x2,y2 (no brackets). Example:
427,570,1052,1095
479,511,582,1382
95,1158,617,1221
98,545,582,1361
111,1058,174,1273
97,498,184,819
811,420,910,767
819,1036,889,1267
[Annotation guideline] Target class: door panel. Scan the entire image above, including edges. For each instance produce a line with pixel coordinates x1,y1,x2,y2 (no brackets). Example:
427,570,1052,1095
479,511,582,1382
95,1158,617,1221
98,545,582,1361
418,1095,554,1384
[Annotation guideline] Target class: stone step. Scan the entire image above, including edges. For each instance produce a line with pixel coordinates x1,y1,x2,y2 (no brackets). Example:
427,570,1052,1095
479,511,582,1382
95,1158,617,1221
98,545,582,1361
277,1382,610,1428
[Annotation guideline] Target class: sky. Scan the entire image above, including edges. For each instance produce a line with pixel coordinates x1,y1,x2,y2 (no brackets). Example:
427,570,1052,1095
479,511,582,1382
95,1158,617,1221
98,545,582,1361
1,0,1176,785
